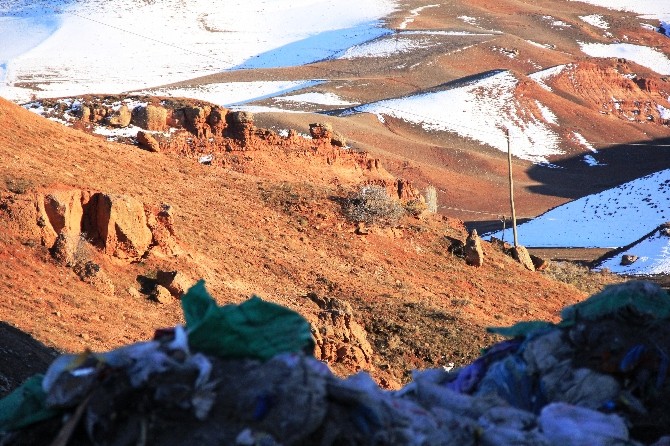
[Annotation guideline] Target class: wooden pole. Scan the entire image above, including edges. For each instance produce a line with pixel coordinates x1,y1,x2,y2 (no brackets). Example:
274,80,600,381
506,128,519,247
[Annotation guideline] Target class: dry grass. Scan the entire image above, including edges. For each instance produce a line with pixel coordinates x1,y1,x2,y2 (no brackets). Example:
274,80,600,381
540,261,624,295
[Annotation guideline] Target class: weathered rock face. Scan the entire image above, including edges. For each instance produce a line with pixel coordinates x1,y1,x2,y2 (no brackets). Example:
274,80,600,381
144,203,181,256
86,193,153,259
309,122,333,140
107,105,132,128
131,105,168,131
547,61,670,124
307,293,373,370
38,188,84,247
226,111,254,144
464,229,484,267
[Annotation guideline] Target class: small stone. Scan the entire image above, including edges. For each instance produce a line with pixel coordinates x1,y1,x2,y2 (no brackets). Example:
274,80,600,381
127,287,142,299
511,245,535,271
153,285,172,304
620,254,638,266
136,131,160,152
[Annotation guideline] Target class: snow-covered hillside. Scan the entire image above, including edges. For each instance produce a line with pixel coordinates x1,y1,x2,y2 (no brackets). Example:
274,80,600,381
486,169,670,248
596,226,670,275
0,0,396,102
353,70,562,164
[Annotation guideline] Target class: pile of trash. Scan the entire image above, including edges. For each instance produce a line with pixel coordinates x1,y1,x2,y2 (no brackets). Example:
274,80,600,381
1,280,669,445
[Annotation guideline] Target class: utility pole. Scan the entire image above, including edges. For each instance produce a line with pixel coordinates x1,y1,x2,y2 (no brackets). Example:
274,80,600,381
506,128,519,247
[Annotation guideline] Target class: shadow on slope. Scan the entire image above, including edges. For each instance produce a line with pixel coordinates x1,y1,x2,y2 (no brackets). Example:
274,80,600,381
526,137,670,200
0,322,58,397
230,23,390,70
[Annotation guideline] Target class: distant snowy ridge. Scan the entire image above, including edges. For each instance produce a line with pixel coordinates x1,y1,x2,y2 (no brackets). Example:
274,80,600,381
354,70,562,163
486,169,670,248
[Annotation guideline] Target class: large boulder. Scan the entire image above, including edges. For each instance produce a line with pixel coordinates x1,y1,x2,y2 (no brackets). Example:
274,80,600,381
84,193,153,259
131,104,168,131
107,104,132,128
307,293,373,370
37,188,84,248
464,229,484,267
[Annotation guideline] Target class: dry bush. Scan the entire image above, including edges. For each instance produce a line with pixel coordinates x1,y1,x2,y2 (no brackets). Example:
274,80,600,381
342,185,405,227
424,185,438,214
540,261,624,295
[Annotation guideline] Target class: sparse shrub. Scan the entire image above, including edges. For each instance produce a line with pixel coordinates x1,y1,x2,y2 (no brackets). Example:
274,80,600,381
541,261,624,294
4,177,33,195
342,185,405,227
404,199,427,217
51,232,93,268
424,185,438,214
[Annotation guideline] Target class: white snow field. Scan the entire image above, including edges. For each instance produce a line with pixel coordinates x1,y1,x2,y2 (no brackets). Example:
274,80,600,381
580,43,670,75
486,169,670,248
355,70,562,163
135,81,324,108
0,0,397,102
597,228,670,275
570,0,670,22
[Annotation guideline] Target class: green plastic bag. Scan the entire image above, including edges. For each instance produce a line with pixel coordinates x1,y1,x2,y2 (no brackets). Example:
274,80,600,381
0,375,58,433
561,281,670,324
182,280,315,360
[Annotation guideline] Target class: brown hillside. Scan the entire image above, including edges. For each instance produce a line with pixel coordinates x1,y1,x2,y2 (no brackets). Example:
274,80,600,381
0,96,590,388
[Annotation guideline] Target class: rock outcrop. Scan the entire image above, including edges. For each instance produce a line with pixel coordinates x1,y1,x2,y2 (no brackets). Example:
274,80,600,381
3,186,178,264
307,292,373,371
131,104,168,131
464,229,484,267
107,105,132,128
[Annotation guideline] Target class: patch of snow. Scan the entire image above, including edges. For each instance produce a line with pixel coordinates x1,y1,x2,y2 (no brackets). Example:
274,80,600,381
526,40,554,49
579,14,609,29
542,16,571,28
529,65,568,91
0,0,397,102
135,81,323,107
398,4,439,30
230,105,307,114
535,101,558,124
275,92,356,106
658,104,670,120
401,30,496,36
583,154,605,166
569,0,670,22
597,230,670,275
580,42,670,75
458,16,477,25
486,168,670,248
572,132,597,152
339,36,431,59
93,125,144,140
199,154,214,165
356,70,562,164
